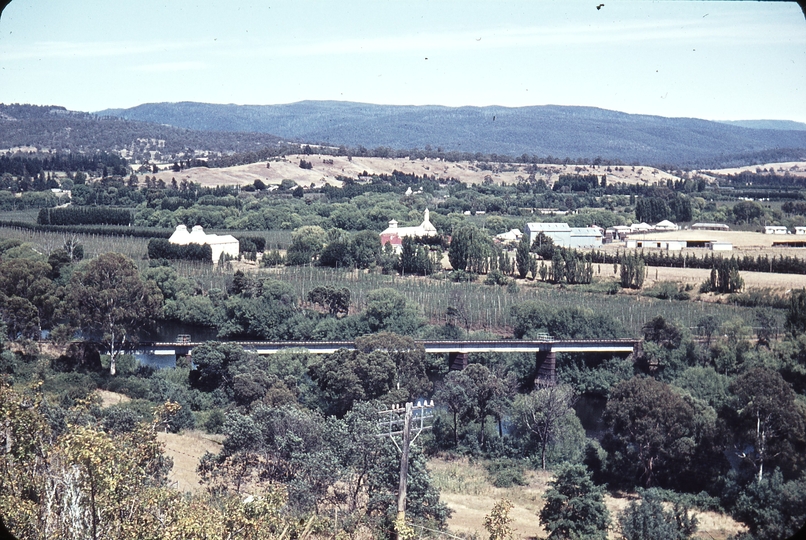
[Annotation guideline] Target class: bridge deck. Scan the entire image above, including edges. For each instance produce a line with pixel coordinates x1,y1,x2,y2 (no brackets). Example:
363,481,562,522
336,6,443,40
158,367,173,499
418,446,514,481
140,339,639,356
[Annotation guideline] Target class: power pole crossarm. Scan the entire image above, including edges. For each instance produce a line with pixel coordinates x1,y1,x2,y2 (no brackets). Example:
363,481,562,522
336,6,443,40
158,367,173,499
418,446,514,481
377,400,435,535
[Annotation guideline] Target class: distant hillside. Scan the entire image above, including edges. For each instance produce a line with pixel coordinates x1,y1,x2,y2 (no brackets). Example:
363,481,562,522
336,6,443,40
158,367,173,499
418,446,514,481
96,101,806,168
0,104,282,156
717,119,806,131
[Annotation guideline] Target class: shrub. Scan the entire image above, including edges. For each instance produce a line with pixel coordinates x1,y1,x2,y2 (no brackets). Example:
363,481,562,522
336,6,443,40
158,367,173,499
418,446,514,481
486,459,527,488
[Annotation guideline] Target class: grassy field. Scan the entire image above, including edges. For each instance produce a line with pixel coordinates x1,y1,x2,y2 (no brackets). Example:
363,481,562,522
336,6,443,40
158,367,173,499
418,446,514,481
428,456,746,540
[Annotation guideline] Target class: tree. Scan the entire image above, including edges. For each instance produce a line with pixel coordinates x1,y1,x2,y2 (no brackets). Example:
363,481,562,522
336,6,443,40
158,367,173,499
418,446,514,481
285,225,325,265
355,332,432,401
463,363,509,447
435,370,474,447
731,468,806,540
513,385,578,470
485,499,514,540
550,251,565,283
308,349,396,416
362,288,422,335
728,368,806,482
307,285,350,317
351,230,381,269
620,254,645,289
515,232,531,279
449,224,491,273
602,376,719,490
531,232,555,260
617,488,698,540
539,463,610,540
705,258,743,294
63,253,163,375
785,288,806,335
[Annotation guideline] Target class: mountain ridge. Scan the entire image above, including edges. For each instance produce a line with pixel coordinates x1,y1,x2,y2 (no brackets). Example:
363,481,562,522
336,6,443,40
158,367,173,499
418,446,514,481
96,100,806,167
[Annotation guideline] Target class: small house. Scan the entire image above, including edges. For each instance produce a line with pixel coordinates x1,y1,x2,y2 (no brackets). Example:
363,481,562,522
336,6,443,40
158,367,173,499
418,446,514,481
654,220,679,231
764,226,788,235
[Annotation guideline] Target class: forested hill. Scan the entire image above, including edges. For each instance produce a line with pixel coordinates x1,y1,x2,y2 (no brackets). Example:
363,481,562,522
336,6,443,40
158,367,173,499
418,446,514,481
0,104,282,154
97,101,806,168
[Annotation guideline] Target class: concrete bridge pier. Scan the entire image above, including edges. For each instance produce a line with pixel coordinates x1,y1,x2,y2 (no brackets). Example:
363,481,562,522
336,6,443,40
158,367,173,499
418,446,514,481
448,352,469,371
535,350,557,387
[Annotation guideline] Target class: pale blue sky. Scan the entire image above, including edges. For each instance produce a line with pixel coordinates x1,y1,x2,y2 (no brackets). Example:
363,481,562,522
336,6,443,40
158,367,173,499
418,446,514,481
0,1,804,122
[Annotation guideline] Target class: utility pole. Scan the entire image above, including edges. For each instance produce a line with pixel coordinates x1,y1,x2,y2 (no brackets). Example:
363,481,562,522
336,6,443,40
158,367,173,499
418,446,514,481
378,400,435,529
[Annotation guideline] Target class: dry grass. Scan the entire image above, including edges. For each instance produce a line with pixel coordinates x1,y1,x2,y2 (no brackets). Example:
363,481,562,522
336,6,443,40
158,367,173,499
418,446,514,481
150,155,681,189
150,156,806,190
428,457,745,540
156,429,224,494
96,389,131,408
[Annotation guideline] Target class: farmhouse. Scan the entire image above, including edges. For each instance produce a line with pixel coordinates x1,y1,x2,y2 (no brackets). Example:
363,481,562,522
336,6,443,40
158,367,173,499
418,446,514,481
379,209,439,252
796,227,806,235
524,222,603,248
764,226,788,235
169,224,240,262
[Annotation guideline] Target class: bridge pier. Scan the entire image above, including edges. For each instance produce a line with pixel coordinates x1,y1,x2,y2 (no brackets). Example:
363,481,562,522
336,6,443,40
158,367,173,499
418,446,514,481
449,352,468,371
535,350,556,387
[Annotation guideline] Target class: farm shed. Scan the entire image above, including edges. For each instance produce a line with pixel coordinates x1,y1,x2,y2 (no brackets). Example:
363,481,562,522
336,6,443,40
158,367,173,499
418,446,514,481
629,222,654,233
707,241,733,251
625,239,687,251
692,223,730,231
796,227,806,235
605,225,631,242
525,222,603,248
764,226,788,235
169,225,239,263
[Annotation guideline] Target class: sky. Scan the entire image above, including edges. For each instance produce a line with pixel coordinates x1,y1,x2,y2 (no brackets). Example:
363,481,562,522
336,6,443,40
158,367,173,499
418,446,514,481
0,1,804,122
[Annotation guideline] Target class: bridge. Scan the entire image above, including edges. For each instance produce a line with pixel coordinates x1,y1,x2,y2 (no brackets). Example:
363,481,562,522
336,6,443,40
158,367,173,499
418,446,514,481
138,338,640,387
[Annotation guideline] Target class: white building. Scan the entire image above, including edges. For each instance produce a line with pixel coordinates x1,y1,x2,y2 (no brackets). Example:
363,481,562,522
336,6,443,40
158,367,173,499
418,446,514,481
654,220,679,231
796,227,806,235
524,222,603,248
169,225,240,263
707,241,733,251
495,229,523,244
764,226,788,235
626,239,687,251
379,209,439,253
629,222,654,233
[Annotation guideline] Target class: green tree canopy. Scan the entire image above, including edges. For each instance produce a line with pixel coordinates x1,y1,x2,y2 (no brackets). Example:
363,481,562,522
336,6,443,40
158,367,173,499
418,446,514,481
539,463,610,540
63,253,163,375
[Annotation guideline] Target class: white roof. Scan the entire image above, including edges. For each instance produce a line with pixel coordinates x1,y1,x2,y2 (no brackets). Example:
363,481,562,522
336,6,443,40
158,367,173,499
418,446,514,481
169,224,238,246
496,229,523,241
526,223,571,232
570,227,603,237
655,220,678,228
169,225,192,245
380,209,437,237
